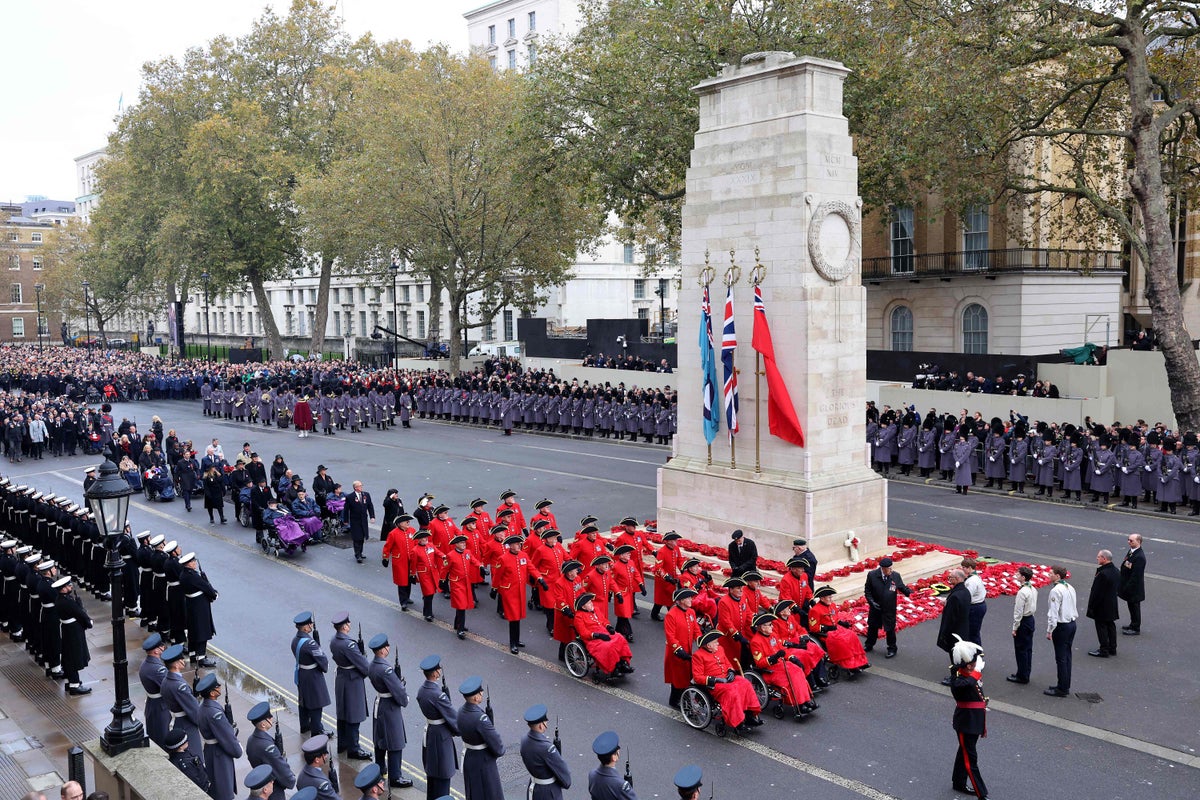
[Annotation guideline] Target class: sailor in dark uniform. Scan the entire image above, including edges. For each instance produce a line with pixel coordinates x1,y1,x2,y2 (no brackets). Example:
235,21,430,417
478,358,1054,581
588,730,636,800
245,701,295,800
457,676,504,800
520,703,571,800
165,727,211,792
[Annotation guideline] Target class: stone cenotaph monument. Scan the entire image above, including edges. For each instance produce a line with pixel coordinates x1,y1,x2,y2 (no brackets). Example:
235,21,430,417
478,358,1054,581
657,52,887,567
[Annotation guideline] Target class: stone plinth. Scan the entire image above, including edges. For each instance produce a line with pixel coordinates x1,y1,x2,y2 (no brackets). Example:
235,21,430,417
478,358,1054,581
657,52,887,569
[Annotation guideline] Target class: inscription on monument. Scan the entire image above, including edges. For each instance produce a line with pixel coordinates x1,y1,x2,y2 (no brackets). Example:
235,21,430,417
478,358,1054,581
713,170,761,192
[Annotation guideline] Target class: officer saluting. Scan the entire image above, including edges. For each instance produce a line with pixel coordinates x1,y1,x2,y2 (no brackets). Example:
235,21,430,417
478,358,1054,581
416,654,460,800
589,731,636,800
457,676,504,799
329,612,372,759
245,701,295,800
520,703,571,800
291,611,331,736
295,735,339,800
366,634,411,789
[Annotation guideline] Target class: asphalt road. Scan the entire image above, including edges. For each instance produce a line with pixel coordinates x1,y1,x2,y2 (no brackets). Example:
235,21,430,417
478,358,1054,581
10,399,1199,799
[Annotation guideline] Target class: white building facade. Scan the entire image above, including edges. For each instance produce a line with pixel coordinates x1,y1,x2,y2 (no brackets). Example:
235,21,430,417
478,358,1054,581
74,148,106,225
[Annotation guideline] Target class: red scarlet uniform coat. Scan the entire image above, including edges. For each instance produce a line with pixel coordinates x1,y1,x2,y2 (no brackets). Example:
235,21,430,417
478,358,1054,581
495,550,541,621
663,605,702,689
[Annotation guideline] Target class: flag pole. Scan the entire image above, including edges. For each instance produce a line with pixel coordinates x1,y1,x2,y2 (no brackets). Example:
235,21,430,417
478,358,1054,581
751,248,766,474
700,253,715,466
725,251,742,470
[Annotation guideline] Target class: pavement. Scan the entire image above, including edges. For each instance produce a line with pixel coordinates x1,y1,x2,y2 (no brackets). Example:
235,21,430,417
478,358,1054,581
1,398,1198,799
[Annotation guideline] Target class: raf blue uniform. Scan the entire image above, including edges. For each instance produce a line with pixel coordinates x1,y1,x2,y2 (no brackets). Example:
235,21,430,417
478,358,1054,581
196,676,242,800
588,731,636,800
457,677,504,800
329,617,370,754
416,655,459,800
162,648,205,770
520,705,571,800
367,635,410,787
245,703,295,800
292,613,331,735
138,636,171,748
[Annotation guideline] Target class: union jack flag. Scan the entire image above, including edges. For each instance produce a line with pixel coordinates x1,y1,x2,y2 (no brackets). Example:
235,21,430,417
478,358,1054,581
722,285,739,439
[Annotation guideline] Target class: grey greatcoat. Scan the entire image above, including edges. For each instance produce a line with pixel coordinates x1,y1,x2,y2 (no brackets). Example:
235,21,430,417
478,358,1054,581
1091,448,1117,494
1008,437,1029,483
984,432,1007,479
330,631,370,725
246,727,295,800
291,631,331,709
416,679,460,780
296,763,339,800
952,439,975,487
520,729,572,800
138,653,171,747
368,655,408,751
1062,446,1084,492
163,670,205,768
199,696,242,800
458,701,505,800
1119,448,1145,497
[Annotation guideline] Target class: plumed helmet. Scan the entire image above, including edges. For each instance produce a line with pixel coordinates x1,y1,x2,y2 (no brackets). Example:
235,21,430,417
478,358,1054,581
1035,420,1048,435
951,634,984,667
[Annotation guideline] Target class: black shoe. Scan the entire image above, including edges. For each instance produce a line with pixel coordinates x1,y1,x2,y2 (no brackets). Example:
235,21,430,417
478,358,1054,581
864,644,874,652
516,641,526,648
952,786,978,796
347,749,372,760
457,631,467,640
1006,675,1029,684
198,657,217,668
885,649,897,659
1087,649,1108,658
67,685,92,696
390,779,413,789
1122,629,1140,636
1044,688,1068,697
424,616,434,622
510,647,519,654
940,676,953,686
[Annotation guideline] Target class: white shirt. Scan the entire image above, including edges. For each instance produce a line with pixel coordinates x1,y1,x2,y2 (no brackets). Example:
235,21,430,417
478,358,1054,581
1046,581,1078,633
1012,582,1038,631
964,573,987,604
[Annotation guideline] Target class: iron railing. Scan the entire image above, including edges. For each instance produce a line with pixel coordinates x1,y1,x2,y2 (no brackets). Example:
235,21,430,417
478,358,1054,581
863,247,1123,281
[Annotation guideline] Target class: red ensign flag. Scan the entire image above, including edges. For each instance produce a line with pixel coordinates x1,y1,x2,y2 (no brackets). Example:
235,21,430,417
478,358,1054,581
751,285,805,447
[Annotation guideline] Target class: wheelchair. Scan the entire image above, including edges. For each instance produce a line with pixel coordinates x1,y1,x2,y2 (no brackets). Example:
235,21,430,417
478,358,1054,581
679,671,770,736
563,637,629,684
237,504,252,528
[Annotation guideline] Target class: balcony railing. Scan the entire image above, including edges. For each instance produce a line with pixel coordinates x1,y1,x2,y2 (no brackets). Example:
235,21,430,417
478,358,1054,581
862,247,1123,281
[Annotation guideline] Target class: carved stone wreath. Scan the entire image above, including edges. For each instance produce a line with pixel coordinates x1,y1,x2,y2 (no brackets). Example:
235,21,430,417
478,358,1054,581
807,200,861,283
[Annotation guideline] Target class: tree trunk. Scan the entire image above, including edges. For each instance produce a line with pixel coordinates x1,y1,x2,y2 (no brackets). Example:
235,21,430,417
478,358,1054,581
1125,33,1200,432
310,255,334,356
447,297,462,376
428,276,442,356
248,273,285,360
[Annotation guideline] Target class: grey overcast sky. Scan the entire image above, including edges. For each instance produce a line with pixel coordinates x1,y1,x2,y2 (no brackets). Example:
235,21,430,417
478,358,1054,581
0,0,474,205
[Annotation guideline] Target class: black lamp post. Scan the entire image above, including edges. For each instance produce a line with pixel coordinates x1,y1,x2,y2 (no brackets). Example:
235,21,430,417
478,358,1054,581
87,460,146,756
391,258,400,368
654,280,667,337
201,271,212,361
34,283,44,354
81,280,92,352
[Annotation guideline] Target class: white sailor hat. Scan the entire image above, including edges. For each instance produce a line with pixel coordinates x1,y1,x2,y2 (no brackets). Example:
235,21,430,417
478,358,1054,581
179,552,197,565
51,575,72,590
149,534,165,546
164,540,178,553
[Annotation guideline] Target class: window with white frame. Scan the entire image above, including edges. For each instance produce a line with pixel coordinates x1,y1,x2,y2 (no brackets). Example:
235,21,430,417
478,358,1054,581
633,279,646,299
5,233,16,242
488,24,496,45
489,55,497,71
507,50,516,70
623,243,635,264
31,232,42,243
507,18,515,38
890,205,914,274
417,285,425,302
11,283,22,304
637,308,649,320
527,43,538,65
962,303,988,354
9,255,19,270
417,310,427,338
503,309,514,340
12,318,24,338
890,305,913,351
528,11,536,31
963,204,989,270
32,257,42,271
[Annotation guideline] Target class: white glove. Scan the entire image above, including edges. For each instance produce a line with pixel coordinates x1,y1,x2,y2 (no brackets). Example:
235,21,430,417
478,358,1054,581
989,456,996,462
1145,465,1152,471
1037,459,1044,465
1095,469,1101,475
1122,467,1129,474
955,461,960,468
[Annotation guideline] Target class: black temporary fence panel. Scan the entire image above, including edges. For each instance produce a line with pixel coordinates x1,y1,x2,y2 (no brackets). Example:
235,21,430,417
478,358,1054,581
866,350,1062,383
519,318,677,367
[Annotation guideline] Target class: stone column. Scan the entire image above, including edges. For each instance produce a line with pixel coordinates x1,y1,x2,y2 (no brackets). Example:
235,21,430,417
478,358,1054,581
657,52,887,567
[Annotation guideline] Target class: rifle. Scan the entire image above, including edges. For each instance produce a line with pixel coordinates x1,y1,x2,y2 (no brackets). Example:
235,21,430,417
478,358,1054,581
624,753,633,787
273,715,285,756
710,779,715,800
357,623,365,653
328,750,340,795
485,685,493,719
553,715,562,752
224,693,237,734
394,649,402,682
312,626,321,646
441,667,449,697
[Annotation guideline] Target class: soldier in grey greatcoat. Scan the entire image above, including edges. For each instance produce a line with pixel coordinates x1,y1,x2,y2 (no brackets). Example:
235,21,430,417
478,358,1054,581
196,673,242,800
367,634,411,788
457,676,504,800
520,703,571,800
138,633,171,748
416,654,460,800
245,701,295,800
1008,422,1030,493
329,612,372,759
291,611,331,736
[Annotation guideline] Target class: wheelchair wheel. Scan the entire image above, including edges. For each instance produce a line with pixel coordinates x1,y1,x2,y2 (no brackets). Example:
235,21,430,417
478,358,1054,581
238,508,252,528
772,704,785,720
679,687,712,730
827,664,842,684
745,670,770,710
564,640,590,679
713,717,728,737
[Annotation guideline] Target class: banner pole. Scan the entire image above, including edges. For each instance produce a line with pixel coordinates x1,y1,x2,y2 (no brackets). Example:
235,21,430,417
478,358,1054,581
751,249,767,474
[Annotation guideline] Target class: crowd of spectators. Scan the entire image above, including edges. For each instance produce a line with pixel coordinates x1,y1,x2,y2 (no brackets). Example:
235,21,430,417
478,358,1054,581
582,352,673,372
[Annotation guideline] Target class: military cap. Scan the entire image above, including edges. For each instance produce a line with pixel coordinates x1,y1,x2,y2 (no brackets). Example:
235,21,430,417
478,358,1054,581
292,788,317,800
247,701,273,724
395,513,415,524
730,529,744,540
813,585,836,599
793,538,808,547
458,676,483,696
136,530,152,540
697,629,723,648
672,588,698,603
662,531,682,542
245,764,275,790
539,528,560,540
368,633,389,651
675,765,703,792
574,592,596,611
149,534,165,546
591,554,612,566
470,498,486,508
614,544,635,556
580,524,599,535
413,529,431,540
561,560,583,575
51,575,72,589
330,611,350,626
195,673,220,694
489,525,508,536
179,552,197,565
434,505,450,515
0,539,16,549
524,704,549,724
503,535,523,546
301,734,330,756
723,577,746,589
37,560,56,572
19,549,37,561
879,557,894,567
163,540,178,553
592,730,620,757
449,535,468,546
164,728,188,750
294,611,314,626
786,557,809,570
774,600,795,614
535,499,553,510
419,654,441,672
499,489,516,500
353,763,383,790
162,643,186,663
619,516,638,526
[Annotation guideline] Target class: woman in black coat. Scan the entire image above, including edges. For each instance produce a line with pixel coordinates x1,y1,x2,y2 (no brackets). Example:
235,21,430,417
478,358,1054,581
380,489,404,540
312,465,336,513
202,466,227,524
270,454,289,486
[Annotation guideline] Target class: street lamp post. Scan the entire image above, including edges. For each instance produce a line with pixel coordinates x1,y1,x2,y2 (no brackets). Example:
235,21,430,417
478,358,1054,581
201,271,212,361
655,280,666,337
81,280,91,352
86,460,146,756
34,283,44,354
391,258,400,368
